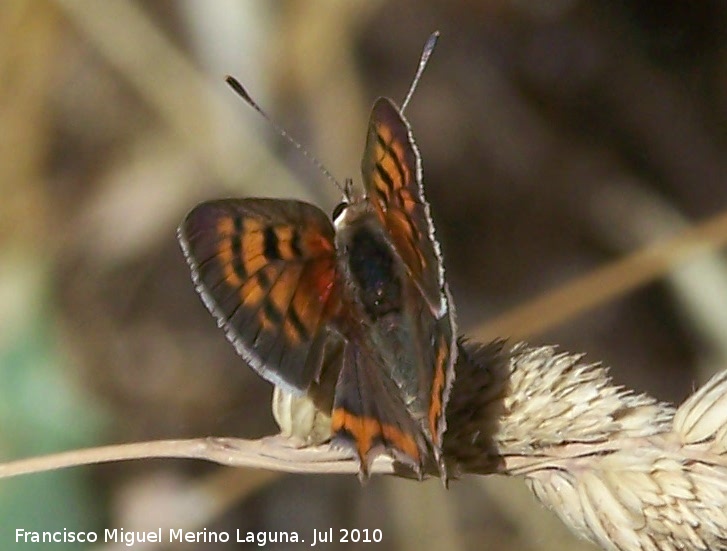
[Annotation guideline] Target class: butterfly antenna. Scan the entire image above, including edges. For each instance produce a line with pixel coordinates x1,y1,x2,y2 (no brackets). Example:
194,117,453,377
401,31,439,113
225,76,348,197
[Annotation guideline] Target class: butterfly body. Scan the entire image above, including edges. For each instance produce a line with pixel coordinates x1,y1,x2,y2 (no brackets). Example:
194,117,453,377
330,196,456,474
179,97,456,479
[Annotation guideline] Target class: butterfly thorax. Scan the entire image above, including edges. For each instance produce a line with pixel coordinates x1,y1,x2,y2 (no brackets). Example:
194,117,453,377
333,200,405,322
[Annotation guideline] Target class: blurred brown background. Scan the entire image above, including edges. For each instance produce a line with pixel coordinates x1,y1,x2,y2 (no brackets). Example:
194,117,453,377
2,0,727,549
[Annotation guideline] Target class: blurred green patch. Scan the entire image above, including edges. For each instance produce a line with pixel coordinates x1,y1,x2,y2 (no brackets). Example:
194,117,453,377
0,281,107,550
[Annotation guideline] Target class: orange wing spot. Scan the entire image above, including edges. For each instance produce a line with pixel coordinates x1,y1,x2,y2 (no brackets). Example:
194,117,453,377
243,218,263,234
240,225,266,275
401,201,425,261
388,209,415,242
290,285,320,338
389,141,412,188
302,257,337,303
332,408,375,460
321,285,342,321
216,216,236,236
375,121,394,147
385,211,424,275
332,408,420,463
302,227,335,256
400,190,419,219
240,268,268,307
380,425,419,460
240,241,267,275
273,226,298,260
428,336,449,445
268,266,299,312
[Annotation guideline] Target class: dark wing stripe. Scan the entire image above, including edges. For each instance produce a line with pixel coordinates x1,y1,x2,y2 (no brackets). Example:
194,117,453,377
287,306,310,342
256,267,271,289
376,131,407,187
209,268,244,293
242,264,278,301
263,226,281,261
263,299,284,325
233,215,244,233
230,234,246,279
250,267,286,341
374,162,395,197
290,228,303,258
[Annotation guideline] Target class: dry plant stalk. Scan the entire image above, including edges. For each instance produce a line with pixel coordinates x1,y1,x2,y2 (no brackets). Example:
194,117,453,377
1,342,725,551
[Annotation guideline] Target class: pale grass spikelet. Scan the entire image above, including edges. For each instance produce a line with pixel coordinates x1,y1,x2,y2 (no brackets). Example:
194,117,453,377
487,344,727,551
674,370,727,452
271,386,332,446
500,345,674,451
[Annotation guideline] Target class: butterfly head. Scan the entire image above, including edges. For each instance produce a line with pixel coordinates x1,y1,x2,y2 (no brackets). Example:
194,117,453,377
331,193,379,234
331,200,348,224
330,177,361,225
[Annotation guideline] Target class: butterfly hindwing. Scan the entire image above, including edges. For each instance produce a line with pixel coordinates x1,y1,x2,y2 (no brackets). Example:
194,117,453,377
361,97,446,318
425,299,457,470
331,339,426,477
178,198,341,393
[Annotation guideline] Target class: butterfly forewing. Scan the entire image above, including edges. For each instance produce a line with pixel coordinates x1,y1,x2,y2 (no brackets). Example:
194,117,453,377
179,198,341,393
361,98,447,318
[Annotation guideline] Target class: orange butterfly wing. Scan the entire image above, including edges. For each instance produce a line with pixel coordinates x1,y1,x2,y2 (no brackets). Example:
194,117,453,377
331,339,425,476
361,98,447,318
178,198,341,392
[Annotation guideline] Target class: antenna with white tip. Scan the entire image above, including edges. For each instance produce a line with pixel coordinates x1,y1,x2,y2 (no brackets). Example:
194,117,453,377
225,75,348,197
401,31,439,113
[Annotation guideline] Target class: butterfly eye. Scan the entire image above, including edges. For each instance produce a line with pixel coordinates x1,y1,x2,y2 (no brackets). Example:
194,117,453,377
331,202,348,222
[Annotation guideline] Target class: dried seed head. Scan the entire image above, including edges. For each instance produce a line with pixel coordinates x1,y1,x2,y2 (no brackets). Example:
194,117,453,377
445,341,727,551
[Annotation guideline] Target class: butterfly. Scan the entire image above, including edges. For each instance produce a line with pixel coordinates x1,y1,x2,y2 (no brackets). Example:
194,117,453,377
178,32,457,480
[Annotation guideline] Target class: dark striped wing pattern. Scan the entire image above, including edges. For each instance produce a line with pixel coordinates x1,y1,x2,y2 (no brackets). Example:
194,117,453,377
361,97,447,318
178,198,341,393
